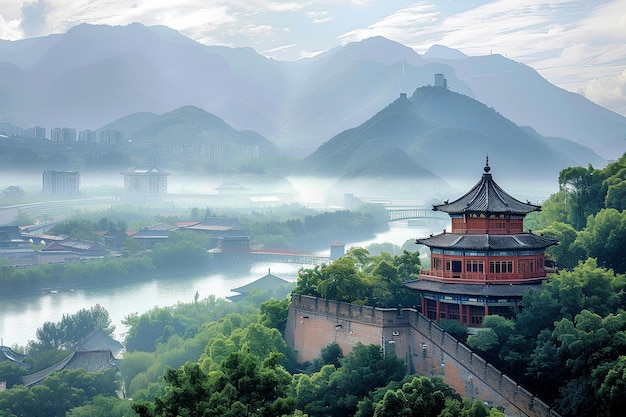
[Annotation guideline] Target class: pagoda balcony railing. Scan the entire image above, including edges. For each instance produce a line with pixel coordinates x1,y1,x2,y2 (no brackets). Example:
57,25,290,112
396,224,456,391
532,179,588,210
448,228,526,235
418,269,550,284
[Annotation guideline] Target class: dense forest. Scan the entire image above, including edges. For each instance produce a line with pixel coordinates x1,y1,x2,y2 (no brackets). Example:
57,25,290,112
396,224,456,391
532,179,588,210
0,154,625,416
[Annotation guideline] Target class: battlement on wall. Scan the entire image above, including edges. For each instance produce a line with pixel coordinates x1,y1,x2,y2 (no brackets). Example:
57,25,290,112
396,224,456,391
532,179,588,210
288,293,410,326
286,294,560,417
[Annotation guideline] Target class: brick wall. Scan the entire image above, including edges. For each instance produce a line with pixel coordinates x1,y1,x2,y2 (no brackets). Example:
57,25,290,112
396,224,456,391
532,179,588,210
285,294,560,417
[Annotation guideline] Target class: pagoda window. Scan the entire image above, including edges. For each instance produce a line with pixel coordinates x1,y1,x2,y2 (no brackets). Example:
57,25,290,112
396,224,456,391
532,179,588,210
466,260,484,273
490,260,513,274
445,260,451,271
433,258,442,270
490,222,506,230
518,260,535,274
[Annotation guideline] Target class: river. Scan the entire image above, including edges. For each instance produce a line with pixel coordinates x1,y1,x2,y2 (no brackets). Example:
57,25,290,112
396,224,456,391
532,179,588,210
0,220,444,348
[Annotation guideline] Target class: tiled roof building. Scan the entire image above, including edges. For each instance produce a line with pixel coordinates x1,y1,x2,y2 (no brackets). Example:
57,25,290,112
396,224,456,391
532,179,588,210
405,159,558,327
21,350,116,387
41,238,108,257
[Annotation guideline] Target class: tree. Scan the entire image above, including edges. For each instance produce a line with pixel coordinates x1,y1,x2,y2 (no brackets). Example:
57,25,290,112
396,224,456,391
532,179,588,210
558,165,606,230
0,362,27,389
392,249,421,281
371,376,460,417
320,342,344,369
260,297,290,330
438,319,468,341
574,209,626,273
540,221,583,269
316,257,367,303
595,356,626,417
467,328,499,353
605,180,626,211
66,395,135,417
32,304,114,352
0,368,117,417
48,219,98,241
133,352,294,417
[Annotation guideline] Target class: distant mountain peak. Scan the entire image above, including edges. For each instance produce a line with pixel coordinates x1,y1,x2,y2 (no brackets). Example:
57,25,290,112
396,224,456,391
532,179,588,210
423,44,468,60
338,36,423,66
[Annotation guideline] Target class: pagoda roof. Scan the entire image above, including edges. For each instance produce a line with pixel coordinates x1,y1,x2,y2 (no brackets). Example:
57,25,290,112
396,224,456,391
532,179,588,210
416,232,558,251
227,270,289,301
403,279,544,297
433,159,541,215
183,217,246,232
230,271,289,294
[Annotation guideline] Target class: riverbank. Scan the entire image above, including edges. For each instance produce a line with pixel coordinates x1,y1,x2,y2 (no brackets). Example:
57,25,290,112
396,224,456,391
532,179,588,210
0,255,230,299
0,221,438,347
0,261,304,348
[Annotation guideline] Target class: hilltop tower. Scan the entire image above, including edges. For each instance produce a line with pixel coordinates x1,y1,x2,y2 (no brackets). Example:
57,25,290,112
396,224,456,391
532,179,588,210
405,158,558,326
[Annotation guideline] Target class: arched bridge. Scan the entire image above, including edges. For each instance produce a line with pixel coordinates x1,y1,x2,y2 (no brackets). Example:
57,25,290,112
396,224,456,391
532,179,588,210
386,206,449,222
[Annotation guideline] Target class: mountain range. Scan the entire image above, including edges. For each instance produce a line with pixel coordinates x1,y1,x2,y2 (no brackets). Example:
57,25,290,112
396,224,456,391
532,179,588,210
0,22,624,162
298,87,607,199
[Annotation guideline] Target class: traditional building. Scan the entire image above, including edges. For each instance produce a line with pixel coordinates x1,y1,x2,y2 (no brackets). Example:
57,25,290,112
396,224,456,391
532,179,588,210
122,165,170,203
404,159,558,326
182,217,249,253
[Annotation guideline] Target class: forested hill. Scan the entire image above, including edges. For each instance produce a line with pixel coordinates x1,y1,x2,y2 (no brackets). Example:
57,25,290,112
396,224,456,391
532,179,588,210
299,86,603,185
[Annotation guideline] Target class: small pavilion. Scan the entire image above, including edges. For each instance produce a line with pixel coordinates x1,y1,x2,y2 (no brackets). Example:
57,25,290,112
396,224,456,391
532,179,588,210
404,158,558,326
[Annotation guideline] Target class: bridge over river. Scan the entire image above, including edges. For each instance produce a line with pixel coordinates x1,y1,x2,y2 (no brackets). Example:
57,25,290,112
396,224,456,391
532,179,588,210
385,206,449,222
248,251,330,265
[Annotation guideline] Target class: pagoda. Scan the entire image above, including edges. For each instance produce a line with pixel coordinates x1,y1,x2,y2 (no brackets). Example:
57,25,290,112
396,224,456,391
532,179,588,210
404,158,558,326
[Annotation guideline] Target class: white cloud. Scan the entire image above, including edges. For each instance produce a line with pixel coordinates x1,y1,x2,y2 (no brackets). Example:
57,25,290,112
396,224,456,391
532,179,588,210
306,10,334,24
337,3,440,46
266,2,304,12
585,70,626,115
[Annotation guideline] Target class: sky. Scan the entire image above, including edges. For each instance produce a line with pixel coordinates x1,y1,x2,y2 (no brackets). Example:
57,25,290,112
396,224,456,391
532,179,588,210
0,0,625,116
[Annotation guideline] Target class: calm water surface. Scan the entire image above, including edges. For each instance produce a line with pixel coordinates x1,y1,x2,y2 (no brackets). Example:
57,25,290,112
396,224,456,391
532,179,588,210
0,221,442,347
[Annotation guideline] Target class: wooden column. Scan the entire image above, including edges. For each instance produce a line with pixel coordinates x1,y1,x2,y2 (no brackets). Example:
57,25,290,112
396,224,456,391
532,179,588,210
459,302,464,325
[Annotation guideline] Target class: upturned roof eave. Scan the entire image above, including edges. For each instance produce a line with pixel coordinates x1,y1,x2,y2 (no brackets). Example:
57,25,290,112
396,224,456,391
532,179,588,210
432,160,542,215
416,233,559,251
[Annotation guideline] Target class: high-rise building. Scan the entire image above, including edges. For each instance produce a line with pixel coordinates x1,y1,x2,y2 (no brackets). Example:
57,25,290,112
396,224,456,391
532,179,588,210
99,129,123,144
79,130,97,142
26,126,46,139
50,127,77,142
42,171,80,196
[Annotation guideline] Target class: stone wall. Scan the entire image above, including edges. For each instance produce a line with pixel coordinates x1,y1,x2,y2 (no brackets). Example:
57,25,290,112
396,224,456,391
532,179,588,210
285,294,560,417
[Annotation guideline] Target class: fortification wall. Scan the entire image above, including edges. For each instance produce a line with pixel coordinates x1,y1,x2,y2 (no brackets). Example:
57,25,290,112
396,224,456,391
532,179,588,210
286,294,560,417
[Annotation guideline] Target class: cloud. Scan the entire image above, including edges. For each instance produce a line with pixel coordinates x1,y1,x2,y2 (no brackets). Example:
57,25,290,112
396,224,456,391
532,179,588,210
20,0,51,37
337,4,440,46
266,2,304,12
306,10,334,24
584,70,626,116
